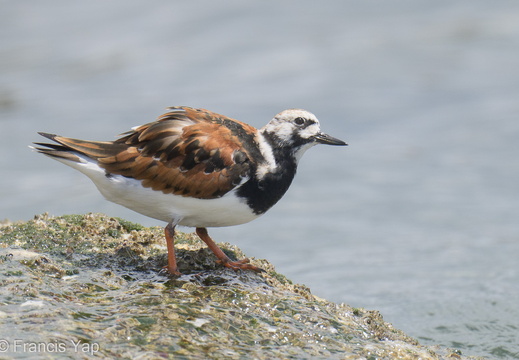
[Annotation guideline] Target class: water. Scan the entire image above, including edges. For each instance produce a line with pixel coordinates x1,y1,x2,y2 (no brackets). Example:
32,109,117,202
2,1,519,358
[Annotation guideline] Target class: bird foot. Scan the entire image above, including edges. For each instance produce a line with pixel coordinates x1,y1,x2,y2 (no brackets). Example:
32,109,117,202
195,227,265,274
216,258,265,273
161,265,182,277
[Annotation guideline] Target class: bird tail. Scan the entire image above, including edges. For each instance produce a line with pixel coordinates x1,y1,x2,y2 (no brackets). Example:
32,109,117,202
31,132,84,163
31,132,128,163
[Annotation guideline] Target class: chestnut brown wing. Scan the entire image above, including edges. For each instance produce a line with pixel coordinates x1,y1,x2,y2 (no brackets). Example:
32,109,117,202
47,107,257,199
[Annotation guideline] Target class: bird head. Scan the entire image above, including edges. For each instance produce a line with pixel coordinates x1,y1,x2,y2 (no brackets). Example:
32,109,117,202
261,109,347,161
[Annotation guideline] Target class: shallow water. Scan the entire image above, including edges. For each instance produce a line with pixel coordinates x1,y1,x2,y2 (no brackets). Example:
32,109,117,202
2,1,519,358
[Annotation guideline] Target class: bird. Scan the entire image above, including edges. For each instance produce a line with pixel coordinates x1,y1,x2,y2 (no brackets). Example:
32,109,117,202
33,106,347,275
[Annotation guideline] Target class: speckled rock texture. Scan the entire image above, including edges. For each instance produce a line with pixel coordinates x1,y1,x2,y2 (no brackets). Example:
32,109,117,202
0,214,484,359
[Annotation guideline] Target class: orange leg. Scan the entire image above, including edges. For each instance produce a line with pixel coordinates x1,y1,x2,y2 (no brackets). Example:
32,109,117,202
164,222,182,276
195,227,265,273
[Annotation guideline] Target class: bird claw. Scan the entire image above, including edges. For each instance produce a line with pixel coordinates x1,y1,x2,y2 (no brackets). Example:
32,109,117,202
161,265,182,277
216,258,265,273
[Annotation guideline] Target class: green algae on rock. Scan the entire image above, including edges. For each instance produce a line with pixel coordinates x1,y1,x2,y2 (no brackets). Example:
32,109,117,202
0,213,484,359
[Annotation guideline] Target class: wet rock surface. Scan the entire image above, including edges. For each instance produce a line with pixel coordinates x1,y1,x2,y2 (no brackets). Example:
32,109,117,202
0,213,484,359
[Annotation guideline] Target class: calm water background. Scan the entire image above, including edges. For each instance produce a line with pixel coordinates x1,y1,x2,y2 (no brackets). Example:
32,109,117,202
2,1,519,358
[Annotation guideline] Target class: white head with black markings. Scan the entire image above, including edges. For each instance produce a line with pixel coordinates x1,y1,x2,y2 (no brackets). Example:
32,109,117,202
261,109,347,161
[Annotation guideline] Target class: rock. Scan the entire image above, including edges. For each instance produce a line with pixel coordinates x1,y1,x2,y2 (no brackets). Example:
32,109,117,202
0,213,484,359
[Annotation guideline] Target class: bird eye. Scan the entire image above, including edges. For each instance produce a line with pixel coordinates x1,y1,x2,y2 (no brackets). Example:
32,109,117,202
294,117,305,126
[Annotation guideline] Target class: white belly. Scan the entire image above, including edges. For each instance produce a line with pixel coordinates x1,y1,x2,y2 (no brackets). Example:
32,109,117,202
55,156,260,227
100,176,259,227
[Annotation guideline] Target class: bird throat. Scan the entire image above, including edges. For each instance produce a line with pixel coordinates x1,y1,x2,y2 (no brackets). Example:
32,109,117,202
236,145,298,215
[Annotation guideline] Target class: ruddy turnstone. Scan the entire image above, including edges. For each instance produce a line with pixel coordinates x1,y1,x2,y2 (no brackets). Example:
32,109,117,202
33,106,346,275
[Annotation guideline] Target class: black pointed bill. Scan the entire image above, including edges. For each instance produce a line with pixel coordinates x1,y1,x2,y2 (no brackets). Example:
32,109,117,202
313,132,347,146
